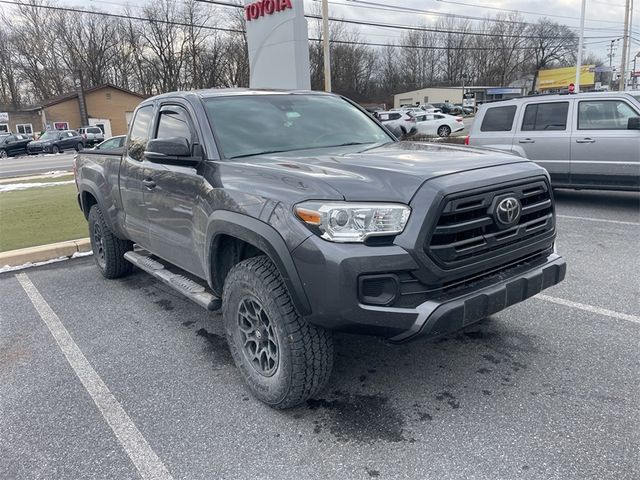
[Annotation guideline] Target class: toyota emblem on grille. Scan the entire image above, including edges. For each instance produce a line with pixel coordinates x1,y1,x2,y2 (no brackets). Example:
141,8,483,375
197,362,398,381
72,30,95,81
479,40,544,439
495,197,521,226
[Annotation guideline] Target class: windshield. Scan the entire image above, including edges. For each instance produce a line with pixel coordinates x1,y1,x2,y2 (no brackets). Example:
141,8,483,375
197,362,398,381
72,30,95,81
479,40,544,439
204,94,393,159
39,131,59,140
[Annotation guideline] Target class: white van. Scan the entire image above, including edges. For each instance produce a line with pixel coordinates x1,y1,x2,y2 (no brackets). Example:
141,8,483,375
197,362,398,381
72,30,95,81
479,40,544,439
467,92,640,191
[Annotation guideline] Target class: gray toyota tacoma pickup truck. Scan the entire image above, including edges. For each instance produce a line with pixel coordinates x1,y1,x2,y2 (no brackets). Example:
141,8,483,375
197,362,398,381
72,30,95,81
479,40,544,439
74,89,566,408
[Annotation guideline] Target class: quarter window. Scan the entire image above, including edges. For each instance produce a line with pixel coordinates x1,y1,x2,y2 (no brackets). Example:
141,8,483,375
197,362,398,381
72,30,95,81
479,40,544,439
578,100,638,130
127,105,153,161
522,102,569,131
480,106,517,132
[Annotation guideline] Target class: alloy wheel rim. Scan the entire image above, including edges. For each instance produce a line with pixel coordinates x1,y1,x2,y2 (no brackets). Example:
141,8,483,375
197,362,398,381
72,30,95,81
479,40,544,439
237,296,279,377
0,150,6,158
93,223,106,269
438,126,449,137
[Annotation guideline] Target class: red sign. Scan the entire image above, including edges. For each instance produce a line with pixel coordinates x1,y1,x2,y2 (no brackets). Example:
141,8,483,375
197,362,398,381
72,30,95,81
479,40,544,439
631,71,640,78
568,83,575,93
245,0,292,21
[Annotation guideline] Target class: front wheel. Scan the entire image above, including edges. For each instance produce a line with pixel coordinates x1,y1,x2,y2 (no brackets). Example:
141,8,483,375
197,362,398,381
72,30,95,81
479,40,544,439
0,149,7,159
51,145,60,154
437,125,451,137
88,205,133,279
75,142,84,151
223,255,334,409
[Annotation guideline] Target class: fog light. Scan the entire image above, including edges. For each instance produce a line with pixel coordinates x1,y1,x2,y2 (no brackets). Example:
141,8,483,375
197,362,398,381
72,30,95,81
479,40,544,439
358,274,399,306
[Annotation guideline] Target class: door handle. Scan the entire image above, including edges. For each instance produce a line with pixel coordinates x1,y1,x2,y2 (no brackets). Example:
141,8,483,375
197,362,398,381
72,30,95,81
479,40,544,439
518,138,535,144
576,138,596,144
143,178,156,189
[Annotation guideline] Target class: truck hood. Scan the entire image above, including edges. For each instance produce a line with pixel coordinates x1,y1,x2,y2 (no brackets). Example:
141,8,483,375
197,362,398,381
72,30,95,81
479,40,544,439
243,141,530,203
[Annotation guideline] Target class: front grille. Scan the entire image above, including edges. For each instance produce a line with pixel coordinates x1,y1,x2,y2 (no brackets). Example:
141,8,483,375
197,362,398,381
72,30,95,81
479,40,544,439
425,178,554,269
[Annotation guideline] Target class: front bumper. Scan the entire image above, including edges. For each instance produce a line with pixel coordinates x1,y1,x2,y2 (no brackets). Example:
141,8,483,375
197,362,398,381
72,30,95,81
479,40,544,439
292,237,565,343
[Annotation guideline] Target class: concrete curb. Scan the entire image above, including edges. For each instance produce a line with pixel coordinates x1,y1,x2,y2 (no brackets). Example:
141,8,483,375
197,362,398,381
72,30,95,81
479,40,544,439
0,238,91,268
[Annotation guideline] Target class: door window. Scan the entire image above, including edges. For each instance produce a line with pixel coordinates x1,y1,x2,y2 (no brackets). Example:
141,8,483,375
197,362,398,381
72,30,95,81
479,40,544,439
522,102,569,131
156,106,193,144
127,105,153,161
480,106,517,132
578,100,639,130
0,124,8,133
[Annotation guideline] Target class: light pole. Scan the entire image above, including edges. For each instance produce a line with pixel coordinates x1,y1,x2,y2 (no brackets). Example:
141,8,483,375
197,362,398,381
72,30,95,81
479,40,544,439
575,0,586,92
322,0,331,92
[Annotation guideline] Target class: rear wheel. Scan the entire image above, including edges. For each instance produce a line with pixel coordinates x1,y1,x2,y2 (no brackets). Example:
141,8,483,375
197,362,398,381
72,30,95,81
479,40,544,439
0,149,7,159
437,125,451,137
88,205,133,279
223,255,334,409
75,142,83,151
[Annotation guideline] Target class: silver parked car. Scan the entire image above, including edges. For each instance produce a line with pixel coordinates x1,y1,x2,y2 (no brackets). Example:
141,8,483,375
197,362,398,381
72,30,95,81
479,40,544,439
467,92,640,191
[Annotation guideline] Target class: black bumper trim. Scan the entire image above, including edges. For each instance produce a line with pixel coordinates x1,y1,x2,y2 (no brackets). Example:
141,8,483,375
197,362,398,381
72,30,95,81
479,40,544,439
388,254,566,343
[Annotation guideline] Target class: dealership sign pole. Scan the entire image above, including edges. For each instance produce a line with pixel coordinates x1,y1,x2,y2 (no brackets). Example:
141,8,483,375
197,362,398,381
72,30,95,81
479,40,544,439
244,0,311,90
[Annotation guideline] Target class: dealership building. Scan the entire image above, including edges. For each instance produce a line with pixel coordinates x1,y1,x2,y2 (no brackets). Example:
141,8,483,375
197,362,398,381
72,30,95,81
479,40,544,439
393,86,525,108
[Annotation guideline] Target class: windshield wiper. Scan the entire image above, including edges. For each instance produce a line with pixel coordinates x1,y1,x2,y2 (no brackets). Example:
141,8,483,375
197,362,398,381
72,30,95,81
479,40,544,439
229,148,301,159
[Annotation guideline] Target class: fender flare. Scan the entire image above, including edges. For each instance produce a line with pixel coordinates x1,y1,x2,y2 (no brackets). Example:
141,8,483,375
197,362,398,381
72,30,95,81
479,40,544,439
78,180,121,235
205,211,312,316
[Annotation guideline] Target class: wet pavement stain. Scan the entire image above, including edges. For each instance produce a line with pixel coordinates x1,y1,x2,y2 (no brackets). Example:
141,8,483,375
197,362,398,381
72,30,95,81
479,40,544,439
154,299,174,311
482,353,501,364
476,367,492,374
182,320,196,327
306,393,406,443
366,468,380,477
435,391,460,409
196,328,233,366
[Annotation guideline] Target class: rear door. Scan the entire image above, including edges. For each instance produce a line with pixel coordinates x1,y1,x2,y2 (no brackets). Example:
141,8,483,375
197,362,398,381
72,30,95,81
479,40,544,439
512,100,572,185
120,104,154,247
571,98,640,189
144,103,206,277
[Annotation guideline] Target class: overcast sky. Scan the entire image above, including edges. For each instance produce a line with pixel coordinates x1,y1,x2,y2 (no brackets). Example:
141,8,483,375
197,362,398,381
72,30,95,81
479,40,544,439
9,0,639,71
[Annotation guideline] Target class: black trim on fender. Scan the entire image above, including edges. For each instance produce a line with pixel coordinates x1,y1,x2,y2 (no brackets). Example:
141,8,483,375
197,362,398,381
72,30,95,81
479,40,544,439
205,211,312,316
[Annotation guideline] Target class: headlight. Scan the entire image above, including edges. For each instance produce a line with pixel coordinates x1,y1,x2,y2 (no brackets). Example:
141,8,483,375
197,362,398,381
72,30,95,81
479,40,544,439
294,201,411,243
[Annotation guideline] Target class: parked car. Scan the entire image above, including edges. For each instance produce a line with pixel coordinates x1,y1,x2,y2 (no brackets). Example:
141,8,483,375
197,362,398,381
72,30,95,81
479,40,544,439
78,126,105,146
0,133,32,158
414,113,465,137
420,103,442,114
28,130,85,154
467,92,640,191
93,135,125,152
378,110,417,137
74,88,565,409
454,103,475,115
431,102,464,116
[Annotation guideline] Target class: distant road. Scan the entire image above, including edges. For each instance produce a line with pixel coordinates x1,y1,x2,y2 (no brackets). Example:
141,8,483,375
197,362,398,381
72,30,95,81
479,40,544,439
0,153,76,179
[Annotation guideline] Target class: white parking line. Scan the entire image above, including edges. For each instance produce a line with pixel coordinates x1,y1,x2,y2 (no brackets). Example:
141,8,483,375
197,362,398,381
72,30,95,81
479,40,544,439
536,294,640,325
15,273,174,480
557,214,640,227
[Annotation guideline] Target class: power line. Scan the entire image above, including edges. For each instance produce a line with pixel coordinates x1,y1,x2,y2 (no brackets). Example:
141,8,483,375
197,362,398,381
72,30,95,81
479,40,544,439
434,0,625,25
197,0,612,40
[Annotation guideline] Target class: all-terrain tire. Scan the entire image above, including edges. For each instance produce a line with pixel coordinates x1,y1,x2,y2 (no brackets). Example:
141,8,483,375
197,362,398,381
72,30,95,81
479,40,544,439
223,255,334,409
88,205,133,279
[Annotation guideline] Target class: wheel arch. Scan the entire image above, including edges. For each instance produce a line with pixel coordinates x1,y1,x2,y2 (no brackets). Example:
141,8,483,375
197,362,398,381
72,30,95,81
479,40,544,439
205,211,312,316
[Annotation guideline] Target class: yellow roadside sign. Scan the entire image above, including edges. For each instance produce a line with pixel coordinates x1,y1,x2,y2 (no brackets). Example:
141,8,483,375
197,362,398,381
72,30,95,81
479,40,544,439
537,65,595,90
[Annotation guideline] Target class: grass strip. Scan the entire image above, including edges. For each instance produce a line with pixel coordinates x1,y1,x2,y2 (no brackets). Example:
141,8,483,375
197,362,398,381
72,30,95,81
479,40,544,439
0,183,87,252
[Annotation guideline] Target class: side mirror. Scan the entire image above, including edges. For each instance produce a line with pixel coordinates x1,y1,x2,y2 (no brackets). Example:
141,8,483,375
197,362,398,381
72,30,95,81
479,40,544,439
144,137,199,165
627,117,640,130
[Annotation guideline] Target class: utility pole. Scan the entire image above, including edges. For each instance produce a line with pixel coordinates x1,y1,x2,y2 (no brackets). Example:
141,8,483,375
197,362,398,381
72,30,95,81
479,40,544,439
322,0,331,92
626,0,635,84
575,0,586,92
619,0,631,91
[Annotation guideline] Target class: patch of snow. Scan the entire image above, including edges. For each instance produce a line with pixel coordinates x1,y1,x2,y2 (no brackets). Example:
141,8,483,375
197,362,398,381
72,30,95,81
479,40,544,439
0,250,93,274
0,180,75,193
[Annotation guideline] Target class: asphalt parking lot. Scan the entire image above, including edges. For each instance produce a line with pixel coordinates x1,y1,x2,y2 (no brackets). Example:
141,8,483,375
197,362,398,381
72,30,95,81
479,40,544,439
1,189,638,480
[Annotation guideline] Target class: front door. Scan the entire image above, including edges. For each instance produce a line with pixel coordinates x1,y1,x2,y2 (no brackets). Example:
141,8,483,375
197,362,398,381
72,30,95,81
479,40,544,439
571,99,640,189
512,100,572,185
144,103,205,277
120,104,154,247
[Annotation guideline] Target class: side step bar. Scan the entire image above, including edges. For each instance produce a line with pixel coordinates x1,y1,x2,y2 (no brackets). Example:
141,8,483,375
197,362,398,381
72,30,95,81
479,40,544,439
124,250,221,311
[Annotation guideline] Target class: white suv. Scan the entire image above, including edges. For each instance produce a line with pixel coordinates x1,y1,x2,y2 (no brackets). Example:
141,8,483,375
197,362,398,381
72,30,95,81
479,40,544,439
78,126,105,146
467,92,640,191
